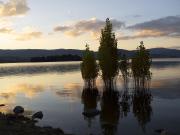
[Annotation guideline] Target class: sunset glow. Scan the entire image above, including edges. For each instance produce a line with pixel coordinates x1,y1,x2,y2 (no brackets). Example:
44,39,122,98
0,0,179,50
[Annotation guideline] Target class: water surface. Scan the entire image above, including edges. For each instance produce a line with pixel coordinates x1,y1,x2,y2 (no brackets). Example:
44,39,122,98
0,59,180,135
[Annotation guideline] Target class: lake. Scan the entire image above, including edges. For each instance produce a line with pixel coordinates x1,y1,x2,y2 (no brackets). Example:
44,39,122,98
0,58,180,135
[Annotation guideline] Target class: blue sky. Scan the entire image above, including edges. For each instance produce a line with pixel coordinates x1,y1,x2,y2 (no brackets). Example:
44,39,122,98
0,0,180,50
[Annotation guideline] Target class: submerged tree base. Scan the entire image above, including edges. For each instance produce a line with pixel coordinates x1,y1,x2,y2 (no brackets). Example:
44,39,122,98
0,113,72,135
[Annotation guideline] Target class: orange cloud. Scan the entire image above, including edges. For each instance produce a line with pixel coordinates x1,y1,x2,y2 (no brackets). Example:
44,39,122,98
118,29,166,40
0,0,29,17
0,27,13,34
135,29,165,37
118,16,180,40
53,18,124,39
15,31,42,41
15,26,43,41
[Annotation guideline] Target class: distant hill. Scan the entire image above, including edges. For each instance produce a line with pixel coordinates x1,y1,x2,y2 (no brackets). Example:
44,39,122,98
118,48,180,58
149,48,180,58
0,48,179,63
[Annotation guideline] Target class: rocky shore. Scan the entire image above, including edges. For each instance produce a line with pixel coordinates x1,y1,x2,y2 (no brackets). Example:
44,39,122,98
0,106,72,135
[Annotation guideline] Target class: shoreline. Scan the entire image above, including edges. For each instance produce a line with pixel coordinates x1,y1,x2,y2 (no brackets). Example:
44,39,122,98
0,112,72,135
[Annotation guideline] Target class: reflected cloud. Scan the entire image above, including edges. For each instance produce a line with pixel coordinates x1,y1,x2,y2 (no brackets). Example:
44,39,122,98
0,84,45,101
63,83,82,90
0,83,45,113
13,84,44,98
55,83,82,101
0,92,15,99
151,79,180,99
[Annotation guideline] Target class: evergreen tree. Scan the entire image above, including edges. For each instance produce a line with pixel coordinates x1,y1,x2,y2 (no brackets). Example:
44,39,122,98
131,41,152,86
98,18,119,88
81,44,99,88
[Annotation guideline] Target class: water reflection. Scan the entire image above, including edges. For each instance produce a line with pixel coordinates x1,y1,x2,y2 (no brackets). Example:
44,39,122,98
56,83,82,99
81,87,100,128
0,60,179,135
80,76,153,135
119,89,130,118
0,84,44,103
100,88,120,135
0,62,80,77
119,77,131,118
152,60,180,68
132,83,152,132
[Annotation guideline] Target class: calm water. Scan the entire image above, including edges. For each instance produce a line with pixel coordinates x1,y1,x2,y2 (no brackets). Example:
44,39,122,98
0,59,180,135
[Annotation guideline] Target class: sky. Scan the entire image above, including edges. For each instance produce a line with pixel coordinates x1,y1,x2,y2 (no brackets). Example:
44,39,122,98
0,0,180,50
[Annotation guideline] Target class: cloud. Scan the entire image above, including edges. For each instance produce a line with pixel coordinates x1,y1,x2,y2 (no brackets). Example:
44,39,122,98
0,27,13,33
118,29,166,40
15,27,43,41
54,26,71,32
0,18,13,27
0,18,14,34
16,31,42,41
0,25,43,41
119,16,180,40
0,0,29,17
53,18,125,38
0,0,33,40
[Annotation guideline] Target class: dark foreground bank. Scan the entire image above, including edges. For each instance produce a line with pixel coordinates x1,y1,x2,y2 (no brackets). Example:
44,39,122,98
0,113,72,135
0,105,72,135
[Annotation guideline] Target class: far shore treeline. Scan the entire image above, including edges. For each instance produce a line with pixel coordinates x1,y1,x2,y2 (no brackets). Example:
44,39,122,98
0,48,179,63
30,54,82,62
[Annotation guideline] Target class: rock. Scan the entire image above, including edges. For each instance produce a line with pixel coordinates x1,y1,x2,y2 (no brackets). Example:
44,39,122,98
13,106,24,115
32,111,43,120
82,109,100,118
0,112,69,135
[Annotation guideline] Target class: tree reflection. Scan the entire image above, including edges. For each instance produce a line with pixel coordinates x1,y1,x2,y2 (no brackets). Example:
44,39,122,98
81,80,153,134
132,80,152,132
100,88,120,135
81,87,100,128
130,41,152,132
119,89,130,118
